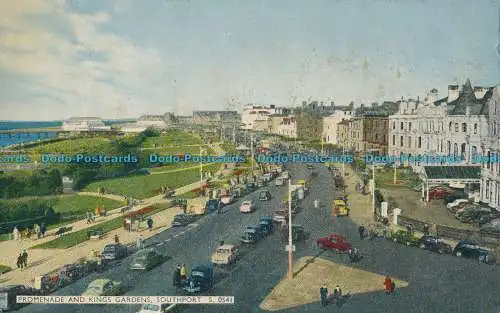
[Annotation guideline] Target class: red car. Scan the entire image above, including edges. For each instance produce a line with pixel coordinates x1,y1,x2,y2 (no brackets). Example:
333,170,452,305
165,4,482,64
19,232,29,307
316,234,352,252
428,187,452,200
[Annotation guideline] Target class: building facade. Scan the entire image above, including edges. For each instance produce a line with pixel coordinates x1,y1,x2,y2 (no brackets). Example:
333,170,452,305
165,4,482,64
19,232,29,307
388,80,492,170
62,117,111,131
363,115,389,154
192,110,240,127
322,110,353,145
480,85,500,210
240,105,291,130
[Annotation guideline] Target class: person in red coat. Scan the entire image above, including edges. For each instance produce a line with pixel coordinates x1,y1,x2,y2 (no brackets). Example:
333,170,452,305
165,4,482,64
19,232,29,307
384,276,393,295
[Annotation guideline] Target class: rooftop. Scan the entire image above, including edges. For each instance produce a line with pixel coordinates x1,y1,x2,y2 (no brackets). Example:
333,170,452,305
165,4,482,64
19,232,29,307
423,166,481,180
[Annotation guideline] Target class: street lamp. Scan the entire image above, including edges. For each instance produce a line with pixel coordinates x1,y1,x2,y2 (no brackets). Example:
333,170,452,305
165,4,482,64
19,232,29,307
372,164,376,215
200,147,206,188
287,179,300,279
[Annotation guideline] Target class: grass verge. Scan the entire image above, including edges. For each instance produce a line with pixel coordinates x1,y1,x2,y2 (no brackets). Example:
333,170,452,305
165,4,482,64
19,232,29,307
0,264,12,274
31,203,171,249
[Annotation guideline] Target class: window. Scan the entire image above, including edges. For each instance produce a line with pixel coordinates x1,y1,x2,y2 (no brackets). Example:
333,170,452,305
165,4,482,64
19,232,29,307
418,137,422,148
461,143,466,160
447,141,451,154
494,121,497,136
400,136,404,147
474,123,478,134
392,122,395,129
449,122,452,131
408,136,411,148
409,122,412,131
454,123,459,132
400,122,404,130
462,123,467,132
472,146,477,159
486,181,489,199
440,140,443,152
454,143,458,155
392,135,395,145
487,151,491,170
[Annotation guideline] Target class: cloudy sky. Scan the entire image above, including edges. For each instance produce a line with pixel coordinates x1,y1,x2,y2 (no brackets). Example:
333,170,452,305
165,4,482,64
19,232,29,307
0,0,498,120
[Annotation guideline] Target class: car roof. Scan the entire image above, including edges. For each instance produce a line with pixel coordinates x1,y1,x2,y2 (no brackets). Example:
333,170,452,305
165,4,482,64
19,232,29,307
104,244,120,248
89,278,111,286
217,244,235,249
242,200,252,204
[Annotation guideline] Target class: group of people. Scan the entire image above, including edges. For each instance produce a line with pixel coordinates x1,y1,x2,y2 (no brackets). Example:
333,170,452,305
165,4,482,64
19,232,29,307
12,223,47,241
16,250,29,270
123,217,154,232
172,264,188,287
86,211,96,224
384,276,396,295
319,285,343,307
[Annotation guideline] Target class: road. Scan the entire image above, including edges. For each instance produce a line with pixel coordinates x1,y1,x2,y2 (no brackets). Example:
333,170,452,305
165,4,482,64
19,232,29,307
16,164,500,313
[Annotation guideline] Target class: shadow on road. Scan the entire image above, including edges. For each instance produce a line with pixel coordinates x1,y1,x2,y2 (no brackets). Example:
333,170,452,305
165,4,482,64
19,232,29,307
293,250,324,277
29,256,53,268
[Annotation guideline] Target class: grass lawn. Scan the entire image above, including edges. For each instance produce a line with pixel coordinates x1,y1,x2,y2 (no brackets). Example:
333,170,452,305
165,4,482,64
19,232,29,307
0,195,124,216
374,167,419,188
149,162,211,173
26,137,111,154
142,131,202,148
83,163,221,199
0,264,12,274
221,142,237,154
31,203,171,249
149,145,213,155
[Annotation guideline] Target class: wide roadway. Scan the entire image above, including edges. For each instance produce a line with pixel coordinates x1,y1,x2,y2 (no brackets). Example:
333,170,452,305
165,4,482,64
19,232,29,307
18,164,500,313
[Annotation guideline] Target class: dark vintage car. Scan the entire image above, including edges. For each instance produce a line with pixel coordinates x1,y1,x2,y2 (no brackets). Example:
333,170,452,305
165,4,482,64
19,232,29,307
183,265,214,294
240,226,263,244
281,224,306,243
258,218,273,235
0,285,39,311
171,214,193,227
453,241,496,264
259,190,271,201
130,247,164,270
418,236,452,254
205,200,221,213
387,230,421,247
101,243,127,261
87,228,104,240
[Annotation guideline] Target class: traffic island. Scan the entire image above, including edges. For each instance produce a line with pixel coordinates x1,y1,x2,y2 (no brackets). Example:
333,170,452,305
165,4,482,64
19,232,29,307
260,256,409,311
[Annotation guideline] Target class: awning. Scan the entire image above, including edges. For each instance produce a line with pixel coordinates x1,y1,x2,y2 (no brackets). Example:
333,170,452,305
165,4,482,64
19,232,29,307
421,166,481,184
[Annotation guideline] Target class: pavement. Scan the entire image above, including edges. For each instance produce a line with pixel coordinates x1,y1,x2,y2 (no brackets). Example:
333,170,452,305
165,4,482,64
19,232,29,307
13,163,500,313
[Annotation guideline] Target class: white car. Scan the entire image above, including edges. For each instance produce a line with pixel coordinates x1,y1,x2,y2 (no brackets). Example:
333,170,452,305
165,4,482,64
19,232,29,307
446,199,469,209
220,194,235,205
275,177,284,186
240,201,255,213
281,171,289,180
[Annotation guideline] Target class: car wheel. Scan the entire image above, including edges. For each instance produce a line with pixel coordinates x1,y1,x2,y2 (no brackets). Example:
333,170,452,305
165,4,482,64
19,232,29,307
455,251,462,257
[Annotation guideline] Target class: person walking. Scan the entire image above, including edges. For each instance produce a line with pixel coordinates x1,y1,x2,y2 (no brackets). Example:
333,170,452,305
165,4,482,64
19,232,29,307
147,217,153,231
136,234,143,250
384,276,393,295
173,264,181,287
86,211,92,224
40,223,46,238
13,226,20,241
423,224,430,236
358,225,365,239
21,249,28,268
333,285,342,306
114,234,120,244
17,253,23,270
320,285,328,307
180,264,187,281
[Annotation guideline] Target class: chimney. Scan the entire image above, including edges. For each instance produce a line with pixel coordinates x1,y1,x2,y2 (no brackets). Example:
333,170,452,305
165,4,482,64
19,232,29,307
466,105,470,116
448,85,459,102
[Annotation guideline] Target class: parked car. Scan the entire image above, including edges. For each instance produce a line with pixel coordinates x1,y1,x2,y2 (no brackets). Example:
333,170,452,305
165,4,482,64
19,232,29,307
418,236,452,254
281,224,306,243
0,285,39,311
241,226,263,244
258,218,273,235
316,234,352,252
259,190,271,201
256,178,266,188
446,199,469,209
480,219,500,232
456,208,491,223
171,213,193,227
272,209,296,224
205,199,221,213
261,173,273,182
477,213,500,227
220,194,235,205
444,192,468,204
130,247,164,270
428,187,452,200
366,222,388,239
101,243,127,261
183,265,214,294
281,171,290,179
240,201,255,213
211,244,239,266
82,279,122,296
387,230,421,247
453,241,496,263
275,177,285,186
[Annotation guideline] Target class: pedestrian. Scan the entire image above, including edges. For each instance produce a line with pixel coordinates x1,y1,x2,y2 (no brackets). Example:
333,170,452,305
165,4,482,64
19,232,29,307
384,276,393,295
86,211,91,224
333,285,342,306
123,219,127,230
358,225,365,239
126,218,131,232
173,264,181,287
114,234,120,244
40,223,46,238
136,235,143,250
423,224,430,236
391,280,396,295
320,285,328,306
180,264,187,281
17,253,23,270
22,249,28,268
13,226,20,241
147,218,153,231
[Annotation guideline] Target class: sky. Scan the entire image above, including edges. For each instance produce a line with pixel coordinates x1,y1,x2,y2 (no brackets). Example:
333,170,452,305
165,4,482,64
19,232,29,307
0,0,498,120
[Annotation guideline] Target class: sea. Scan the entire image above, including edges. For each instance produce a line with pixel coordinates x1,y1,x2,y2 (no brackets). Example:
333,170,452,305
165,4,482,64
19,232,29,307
0,120,132,147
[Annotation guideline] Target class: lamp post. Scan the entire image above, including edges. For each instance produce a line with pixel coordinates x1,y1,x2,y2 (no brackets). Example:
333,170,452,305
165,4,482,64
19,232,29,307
200,146,206,189
250,133,254,171
372,164,376,214
287,179,299,279
342,146,346,177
